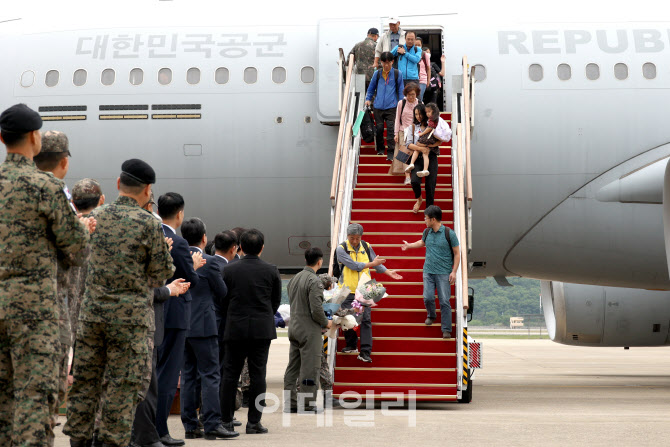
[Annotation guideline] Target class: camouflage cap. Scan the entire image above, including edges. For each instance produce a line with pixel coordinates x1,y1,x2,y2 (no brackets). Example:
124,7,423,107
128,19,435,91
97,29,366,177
72,178,102,200
41,130,70,155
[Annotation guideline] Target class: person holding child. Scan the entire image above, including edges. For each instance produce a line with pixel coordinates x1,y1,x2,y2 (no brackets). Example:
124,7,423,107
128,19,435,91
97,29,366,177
406,103,451,213
394,82,422,185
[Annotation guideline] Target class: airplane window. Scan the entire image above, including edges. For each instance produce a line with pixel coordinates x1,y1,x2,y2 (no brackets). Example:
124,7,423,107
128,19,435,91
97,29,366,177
472,64,486,82
215,67,229,84
614,63,628,80
101,69,115,86
643,63,656,80
272,67,287,84
130,68,144,86
158,68,172,85
45,70,59,87
244,67,257,84
187,67,200,85
528,64,543,82
557,64,571,81
586,63,600,80
20,71,35,87
301,66,315,84
73,69,87,86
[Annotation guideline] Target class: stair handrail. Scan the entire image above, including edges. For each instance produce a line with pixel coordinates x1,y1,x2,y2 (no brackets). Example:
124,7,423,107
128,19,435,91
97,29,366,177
469,65,476,132
329,122,353,276
338,48,345,113
462,56,473,208
330,53,355,205
455,123,469,311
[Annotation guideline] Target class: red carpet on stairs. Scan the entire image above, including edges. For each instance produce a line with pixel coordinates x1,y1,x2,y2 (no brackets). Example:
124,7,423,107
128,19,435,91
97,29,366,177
333,113,459,402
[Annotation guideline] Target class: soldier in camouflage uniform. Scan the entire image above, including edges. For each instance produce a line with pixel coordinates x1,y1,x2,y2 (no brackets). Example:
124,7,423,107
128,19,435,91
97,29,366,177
33,130,83,436
63,159,175,447
348,28,380,89
68,178,104,341
0,104,91,447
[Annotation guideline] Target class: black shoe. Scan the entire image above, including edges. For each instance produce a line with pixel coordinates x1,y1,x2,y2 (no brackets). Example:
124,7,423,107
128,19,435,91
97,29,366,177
184,427,204,439
357,352,372,363
341,346,358,354
376,150,384,156
158,435,184,446
246,422,268,434
205,424,240,440
69,440,92,447
233,417,242,427
221,421,235,432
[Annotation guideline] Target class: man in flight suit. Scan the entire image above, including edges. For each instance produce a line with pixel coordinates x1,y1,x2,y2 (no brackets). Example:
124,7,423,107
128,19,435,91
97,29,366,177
283,248,332,412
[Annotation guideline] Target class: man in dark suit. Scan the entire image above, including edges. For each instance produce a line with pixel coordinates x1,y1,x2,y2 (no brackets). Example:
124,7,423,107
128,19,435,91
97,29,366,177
211,231,238,366
220,229,282,435
155,193,202,447
131,280,189,447
228,227,247,263
179,218,238,440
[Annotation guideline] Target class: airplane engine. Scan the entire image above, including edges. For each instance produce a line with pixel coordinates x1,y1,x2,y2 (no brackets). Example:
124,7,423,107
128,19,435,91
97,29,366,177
540,281,670,347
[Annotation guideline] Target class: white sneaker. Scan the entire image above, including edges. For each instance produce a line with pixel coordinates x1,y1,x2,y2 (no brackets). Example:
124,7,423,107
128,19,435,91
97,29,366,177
404,163,415,173
403,177,411,185
417,170,430,178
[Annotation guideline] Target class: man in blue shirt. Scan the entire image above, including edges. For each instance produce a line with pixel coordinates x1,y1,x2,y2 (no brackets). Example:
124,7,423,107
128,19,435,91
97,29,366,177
365,51,404,160
401,206,460,339
391,31,422,84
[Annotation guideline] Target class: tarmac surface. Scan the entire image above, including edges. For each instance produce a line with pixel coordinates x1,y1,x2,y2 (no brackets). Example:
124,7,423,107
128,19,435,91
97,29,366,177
54,338,670,447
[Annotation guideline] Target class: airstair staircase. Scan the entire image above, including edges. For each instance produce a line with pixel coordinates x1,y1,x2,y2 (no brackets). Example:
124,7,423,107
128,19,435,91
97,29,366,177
327,51,478,403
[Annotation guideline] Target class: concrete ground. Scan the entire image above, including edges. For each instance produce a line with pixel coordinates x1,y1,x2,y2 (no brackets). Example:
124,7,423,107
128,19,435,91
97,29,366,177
54,338,670,447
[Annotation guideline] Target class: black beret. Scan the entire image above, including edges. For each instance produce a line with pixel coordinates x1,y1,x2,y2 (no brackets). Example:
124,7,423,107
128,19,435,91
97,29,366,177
120,158,156,185
0,103,42,133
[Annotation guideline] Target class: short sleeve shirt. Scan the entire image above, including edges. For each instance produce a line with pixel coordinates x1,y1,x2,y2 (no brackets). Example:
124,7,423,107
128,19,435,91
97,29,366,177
423,225,460,275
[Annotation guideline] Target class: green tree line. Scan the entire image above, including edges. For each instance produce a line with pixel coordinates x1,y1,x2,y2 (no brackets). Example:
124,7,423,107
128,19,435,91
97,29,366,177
468,277,544,326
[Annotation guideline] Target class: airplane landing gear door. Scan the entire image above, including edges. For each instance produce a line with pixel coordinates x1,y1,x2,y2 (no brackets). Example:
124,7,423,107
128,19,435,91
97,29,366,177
317,18,380,123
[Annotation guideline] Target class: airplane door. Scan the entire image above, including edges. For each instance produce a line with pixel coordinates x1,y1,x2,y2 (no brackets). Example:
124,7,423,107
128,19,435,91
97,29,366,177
317,17,380,122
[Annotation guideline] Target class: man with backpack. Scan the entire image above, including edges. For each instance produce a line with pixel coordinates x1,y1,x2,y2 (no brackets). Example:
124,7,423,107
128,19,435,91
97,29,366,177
401,206,460,339
334,224,403,363
391,31,422,85
365,51,404,160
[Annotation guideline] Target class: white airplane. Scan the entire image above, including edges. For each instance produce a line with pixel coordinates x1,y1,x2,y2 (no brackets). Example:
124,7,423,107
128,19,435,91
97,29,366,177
2,6,670,348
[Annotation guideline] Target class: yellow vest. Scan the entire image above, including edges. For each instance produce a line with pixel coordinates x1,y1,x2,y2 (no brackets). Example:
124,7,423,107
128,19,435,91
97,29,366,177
340,240,371,292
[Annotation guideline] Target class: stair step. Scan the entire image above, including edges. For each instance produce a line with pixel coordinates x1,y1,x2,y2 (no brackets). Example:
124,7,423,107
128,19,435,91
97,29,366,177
332,390,458,401
352,198,452,211
350,221,452,233
334,367,457,384
371,322,455,337
357,164,452,174
337,337,455,353
371,308,453,324
357,175,452,186
353,188,452,200
335,352,456,368
350,210,453,223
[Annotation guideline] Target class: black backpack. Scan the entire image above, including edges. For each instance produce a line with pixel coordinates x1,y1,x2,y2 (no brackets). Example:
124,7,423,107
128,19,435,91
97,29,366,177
331,241,373,280
422,226,454,259
361,107,375,143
